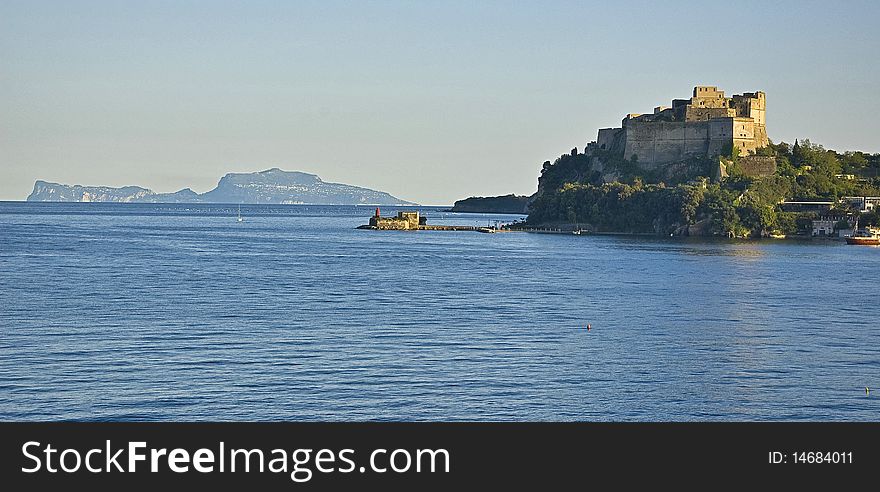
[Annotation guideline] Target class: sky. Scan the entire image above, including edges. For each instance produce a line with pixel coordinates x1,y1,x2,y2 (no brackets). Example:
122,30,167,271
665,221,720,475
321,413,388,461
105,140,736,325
1,0,879,204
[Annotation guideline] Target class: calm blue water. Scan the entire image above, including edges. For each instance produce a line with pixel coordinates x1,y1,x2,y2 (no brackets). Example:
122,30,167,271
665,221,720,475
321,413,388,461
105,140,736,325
1,202,877,421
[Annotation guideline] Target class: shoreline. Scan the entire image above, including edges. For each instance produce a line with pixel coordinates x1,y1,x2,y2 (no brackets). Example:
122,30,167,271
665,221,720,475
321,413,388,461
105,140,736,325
507,223,854,241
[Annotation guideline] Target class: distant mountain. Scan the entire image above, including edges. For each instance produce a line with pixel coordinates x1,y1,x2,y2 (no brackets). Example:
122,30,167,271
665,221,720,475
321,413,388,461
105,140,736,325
27,169,415,205
198,169,413,204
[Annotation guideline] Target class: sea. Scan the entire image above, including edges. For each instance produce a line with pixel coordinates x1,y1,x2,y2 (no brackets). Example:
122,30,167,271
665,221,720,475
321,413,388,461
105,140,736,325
0,202,877,421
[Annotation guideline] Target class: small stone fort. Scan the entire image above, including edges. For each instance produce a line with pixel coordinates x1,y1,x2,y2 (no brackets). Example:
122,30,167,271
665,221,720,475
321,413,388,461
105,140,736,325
360,209,487,231
585,86,775,177
368,210,425,229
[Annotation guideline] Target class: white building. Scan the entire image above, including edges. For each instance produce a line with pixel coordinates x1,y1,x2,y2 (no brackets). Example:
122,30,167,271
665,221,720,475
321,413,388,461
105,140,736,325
811,219,836,237
842,196,880,212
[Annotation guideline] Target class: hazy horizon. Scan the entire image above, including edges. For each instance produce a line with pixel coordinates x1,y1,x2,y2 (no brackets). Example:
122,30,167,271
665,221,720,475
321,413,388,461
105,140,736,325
2,0,879,204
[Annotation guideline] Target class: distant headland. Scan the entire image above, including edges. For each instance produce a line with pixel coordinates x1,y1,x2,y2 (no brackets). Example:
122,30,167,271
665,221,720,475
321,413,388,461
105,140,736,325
448,194,529,214
26,168,416,206
454,85,880,238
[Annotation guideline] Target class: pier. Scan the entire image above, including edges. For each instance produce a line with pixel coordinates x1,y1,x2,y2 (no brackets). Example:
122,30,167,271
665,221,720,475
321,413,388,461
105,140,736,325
357,209,593,235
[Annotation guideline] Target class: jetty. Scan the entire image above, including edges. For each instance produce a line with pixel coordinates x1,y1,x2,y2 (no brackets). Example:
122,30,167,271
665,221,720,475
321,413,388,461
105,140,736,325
356,209,591,235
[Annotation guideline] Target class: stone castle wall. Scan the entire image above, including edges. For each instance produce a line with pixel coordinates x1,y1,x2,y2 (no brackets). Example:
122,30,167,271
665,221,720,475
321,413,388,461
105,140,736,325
715,156,777,179
590,86,769,172
737,155,777,177
596,127,625,152
622,117,764,168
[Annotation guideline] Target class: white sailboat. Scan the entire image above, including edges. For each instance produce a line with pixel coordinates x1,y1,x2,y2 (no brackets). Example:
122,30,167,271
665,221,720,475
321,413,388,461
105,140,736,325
237,204,243,222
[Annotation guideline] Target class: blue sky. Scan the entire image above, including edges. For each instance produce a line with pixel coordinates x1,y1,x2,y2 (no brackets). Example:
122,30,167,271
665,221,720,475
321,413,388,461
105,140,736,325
2,0,878,203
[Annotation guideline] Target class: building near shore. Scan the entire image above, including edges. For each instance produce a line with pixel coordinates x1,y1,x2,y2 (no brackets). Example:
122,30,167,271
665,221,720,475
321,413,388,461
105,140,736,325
842,196,880,212
368,210,425,230
812,219,837,237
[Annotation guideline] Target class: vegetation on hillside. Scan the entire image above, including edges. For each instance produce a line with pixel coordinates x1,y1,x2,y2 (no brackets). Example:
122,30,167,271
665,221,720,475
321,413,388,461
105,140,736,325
450,194,529,214
526,140,880,237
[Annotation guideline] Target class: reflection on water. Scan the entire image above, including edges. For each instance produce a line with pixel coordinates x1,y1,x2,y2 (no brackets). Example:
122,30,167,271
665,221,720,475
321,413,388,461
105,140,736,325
0,202,877,421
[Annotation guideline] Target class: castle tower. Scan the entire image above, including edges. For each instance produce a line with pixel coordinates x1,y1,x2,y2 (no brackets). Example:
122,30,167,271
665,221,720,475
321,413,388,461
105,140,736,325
731,92,767,147
685,86,736,121
691,86,726,105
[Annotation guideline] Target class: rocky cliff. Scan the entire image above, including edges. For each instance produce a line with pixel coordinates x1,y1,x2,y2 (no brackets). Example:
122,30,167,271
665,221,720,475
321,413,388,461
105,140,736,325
28,181,155,202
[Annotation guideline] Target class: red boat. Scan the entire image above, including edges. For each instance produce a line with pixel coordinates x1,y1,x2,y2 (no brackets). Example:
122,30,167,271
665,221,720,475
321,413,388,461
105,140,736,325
845,225,880,245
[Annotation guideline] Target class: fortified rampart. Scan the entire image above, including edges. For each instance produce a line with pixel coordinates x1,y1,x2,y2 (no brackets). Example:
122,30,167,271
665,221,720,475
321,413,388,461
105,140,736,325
586,86,770,171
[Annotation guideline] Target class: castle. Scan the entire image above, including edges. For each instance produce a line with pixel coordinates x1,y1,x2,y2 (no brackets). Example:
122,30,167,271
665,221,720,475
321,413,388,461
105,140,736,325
586,86,771,172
